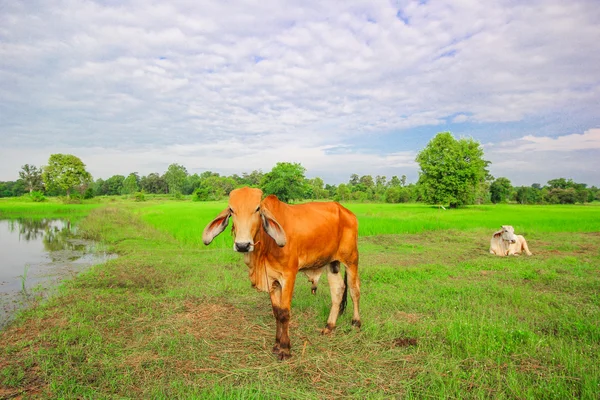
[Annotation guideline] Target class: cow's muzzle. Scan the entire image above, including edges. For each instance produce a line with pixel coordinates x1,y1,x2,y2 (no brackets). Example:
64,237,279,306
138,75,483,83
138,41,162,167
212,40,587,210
235,241,253,252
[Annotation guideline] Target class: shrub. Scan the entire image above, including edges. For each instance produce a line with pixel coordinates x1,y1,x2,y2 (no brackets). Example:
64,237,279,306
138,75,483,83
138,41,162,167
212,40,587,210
29,191,46,202
134,191,146,202
61,192,82,204
83,188,95,199
385,187,412,203
192,187,219,201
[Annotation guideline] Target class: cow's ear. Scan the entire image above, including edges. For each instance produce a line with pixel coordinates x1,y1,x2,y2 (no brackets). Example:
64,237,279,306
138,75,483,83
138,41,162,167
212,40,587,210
493,229,503,238
260,207,286,247
202,208,231,245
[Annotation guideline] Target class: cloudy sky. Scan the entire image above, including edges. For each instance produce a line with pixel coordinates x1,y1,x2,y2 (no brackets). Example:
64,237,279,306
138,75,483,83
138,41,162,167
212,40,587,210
1,0,599,186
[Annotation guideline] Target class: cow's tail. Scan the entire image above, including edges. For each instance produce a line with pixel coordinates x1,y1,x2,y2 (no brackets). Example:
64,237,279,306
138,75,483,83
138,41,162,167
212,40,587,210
339,270,348,315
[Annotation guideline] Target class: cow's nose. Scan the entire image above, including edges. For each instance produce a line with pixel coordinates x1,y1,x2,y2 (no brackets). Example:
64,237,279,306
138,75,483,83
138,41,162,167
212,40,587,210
235,242,252,252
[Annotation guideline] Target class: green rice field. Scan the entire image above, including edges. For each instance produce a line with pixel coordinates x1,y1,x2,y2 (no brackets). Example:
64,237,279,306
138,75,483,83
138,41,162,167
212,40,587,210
1,198,599,398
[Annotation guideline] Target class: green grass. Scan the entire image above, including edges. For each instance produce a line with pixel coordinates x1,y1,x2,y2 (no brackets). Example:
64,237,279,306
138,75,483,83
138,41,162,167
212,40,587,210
0,197,102,219
1,198,599,398
136,201,600,246
345,203,600,235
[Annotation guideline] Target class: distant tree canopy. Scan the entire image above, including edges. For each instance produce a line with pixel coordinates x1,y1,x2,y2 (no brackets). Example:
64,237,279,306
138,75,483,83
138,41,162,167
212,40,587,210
416,132,491,208
140,173,168,194
122,173,140,194
42,154,92,198
6,147,598,205
19,164,44,193
261,162,307,203
490,177,512,204
192,173,237,201
164,163,188,194
0,180,26,197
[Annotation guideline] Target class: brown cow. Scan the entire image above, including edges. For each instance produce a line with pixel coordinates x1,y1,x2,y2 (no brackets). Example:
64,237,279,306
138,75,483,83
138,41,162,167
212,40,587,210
203,187,361,360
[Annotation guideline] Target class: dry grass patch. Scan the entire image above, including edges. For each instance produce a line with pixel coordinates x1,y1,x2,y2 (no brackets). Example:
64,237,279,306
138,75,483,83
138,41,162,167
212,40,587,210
175,300,271,343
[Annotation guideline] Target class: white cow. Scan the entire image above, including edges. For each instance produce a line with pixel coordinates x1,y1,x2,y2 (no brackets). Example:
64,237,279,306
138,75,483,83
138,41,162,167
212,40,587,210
489,225,532,256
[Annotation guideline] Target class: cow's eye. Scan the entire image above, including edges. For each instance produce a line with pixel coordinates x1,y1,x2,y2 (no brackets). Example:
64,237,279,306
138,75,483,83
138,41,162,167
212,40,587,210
229,207,234,214
255,206,260,213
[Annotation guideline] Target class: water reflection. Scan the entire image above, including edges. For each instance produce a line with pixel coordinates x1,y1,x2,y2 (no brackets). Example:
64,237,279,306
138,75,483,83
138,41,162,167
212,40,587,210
1,218,115,329
6,218,91,261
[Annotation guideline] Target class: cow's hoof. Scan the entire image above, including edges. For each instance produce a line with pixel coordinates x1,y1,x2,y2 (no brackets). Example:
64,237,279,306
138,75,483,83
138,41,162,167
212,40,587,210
311,287,317,295
321,323,335,335
352,319,362,329
272,343,281,355
277,350,292,361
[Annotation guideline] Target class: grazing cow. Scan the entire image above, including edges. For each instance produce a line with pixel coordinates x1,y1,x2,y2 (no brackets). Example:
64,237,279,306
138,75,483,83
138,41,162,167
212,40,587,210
202,187,361,360
489,225,532,256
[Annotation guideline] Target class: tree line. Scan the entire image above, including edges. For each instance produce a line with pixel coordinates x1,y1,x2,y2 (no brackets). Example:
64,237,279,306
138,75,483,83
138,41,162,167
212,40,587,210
2,132,598,205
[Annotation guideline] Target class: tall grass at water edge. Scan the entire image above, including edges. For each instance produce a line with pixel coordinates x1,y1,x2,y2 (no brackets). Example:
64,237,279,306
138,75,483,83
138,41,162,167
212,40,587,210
0,197,101,219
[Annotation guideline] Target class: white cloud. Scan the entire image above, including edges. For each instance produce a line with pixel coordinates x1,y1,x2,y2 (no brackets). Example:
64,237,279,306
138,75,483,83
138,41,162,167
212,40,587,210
486,128,600,185
0,0,599,184
489,128,600,153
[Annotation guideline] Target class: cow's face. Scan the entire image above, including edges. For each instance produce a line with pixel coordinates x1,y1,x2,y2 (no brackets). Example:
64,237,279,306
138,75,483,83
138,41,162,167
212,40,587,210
228,187,263,252
202,187,286,252
500,225,517,243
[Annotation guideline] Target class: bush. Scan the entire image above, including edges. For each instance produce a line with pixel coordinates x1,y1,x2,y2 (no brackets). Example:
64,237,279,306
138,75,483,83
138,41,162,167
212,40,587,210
385,187,412,203
62,192,82,204
84,188,95,199
29,191,46,202
134,191,146,202
192,187,209,201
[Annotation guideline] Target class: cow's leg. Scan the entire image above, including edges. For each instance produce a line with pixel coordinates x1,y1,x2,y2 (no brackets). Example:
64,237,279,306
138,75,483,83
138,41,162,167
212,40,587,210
321,261,345,334
521,239,533,256
345,257,361,329
274,273,296,360
269,280,283,355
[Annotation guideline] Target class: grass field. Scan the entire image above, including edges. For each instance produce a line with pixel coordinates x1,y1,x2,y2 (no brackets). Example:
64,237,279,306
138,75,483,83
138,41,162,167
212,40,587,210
1,199,599,398
0,197,102,219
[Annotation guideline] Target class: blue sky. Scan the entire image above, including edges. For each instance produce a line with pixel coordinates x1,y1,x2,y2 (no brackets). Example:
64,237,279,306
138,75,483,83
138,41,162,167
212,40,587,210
1,0,599,186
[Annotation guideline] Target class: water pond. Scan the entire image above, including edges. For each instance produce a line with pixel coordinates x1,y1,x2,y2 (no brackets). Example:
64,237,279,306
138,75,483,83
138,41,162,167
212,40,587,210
0,218,115,328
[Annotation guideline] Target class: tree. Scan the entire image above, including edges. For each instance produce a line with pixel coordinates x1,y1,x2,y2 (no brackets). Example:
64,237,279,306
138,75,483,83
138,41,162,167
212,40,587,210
359,175,374,189
389,176,401,187
194,176,237,201
42,154,92,198
19,164,43,193
122,173,140,194
336,184,350,201
349,174,360,186
385,186,412,203
416,132,491,208
325,184,337,198
0,180,26,197
92,178,107,196
184,173,202,195
490,177,512,204
261,162,307,203
105,175,125,195
164,163,188,194
140,173,168,194
374,175,387,201
308,177,328,199
547,178,569,189
241,170,264,186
